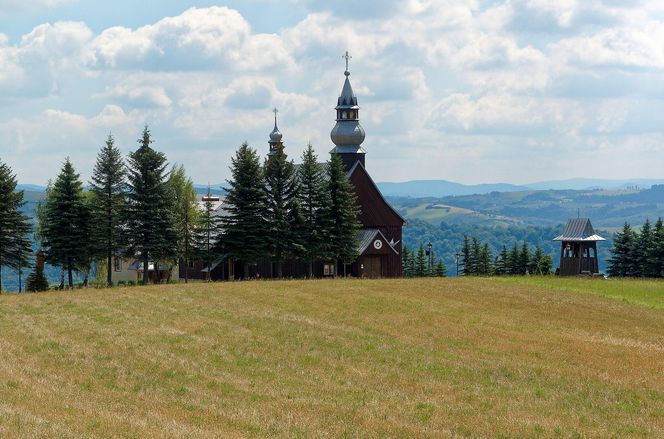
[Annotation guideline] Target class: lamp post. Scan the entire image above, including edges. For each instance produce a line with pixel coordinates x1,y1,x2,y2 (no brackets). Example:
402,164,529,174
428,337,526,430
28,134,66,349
455,252,461,277
427,242,432,274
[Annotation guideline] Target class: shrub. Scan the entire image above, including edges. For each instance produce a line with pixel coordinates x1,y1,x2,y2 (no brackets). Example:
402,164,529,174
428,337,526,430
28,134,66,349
117,280,126,287
26,266,50,292
127,280,136,286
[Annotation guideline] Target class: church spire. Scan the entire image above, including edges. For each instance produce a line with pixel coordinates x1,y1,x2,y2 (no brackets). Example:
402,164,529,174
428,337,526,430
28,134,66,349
268,107,283,157
330,51,366,171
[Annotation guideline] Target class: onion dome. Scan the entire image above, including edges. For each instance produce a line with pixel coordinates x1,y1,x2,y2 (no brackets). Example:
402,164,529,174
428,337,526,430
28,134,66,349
330,52,366,155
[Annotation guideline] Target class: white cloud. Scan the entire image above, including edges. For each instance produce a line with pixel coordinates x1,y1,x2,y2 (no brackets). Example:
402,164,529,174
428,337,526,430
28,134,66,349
87,7,293,71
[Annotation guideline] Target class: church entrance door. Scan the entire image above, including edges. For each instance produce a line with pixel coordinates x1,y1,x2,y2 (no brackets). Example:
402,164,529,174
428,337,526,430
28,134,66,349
363,256,382,278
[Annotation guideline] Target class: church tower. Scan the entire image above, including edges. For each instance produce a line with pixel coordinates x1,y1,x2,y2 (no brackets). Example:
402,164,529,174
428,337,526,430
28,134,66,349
330,51,366,172
268,107,283,158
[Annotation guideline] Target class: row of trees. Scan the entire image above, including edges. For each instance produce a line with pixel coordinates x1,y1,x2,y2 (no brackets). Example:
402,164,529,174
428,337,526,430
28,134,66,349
29,126,361,289
35,127,183,288
460,236,553,276
213,142,360,278
607,219,664,277
402,244,447,277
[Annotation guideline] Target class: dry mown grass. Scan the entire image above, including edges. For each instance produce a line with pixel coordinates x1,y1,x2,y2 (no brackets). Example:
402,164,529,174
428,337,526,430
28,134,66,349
0,278,663,438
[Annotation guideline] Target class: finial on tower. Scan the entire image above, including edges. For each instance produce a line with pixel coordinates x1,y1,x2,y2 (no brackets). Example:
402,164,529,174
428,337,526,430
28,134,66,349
342,50,352,76
272,107,279,127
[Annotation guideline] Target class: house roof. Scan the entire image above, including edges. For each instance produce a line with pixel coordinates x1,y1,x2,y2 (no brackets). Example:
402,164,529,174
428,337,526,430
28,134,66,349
200,256,225,273
553,218,606,242
358,228,399,255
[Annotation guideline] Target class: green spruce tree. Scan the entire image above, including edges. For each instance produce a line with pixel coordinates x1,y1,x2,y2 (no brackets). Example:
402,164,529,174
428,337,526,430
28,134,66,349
402,245,411,277
125,126,178,285
648,218,664,278
509,243,520,275
495,245,509,276
326,154,360,276
297,144,333,277
415,243,427,277
460,235,471,276
89,133,126,287
607,222,636,277
434,258,447,277
264,144,301,278
519,242,531,275
633,219,652,278
41,158,90,289
222,143,268,279
0,160,33,293
478,243,493,276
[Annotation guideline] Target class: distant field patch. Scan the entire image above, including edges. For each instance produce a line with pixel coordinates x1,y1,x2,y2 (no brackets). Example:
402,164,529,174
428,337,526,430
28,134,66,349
497,276,664,309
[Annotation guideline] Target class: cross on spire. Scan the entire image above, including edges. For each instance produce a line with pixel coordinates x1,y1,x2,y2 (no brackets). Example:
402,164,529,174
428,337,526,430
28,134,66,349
273,107,279,127
342,50,352,74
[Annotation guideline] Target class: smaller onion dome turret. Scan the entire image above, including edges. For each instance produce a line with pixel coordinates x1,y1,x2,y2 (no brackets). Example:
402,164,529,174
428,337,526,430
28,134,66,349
268,107,283,157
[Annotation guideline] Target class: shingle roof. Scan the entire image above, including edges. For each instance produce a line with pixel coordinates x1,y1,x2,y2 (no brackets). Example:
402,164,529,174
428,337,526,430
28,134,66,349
553,218,606,242
357,228,399,255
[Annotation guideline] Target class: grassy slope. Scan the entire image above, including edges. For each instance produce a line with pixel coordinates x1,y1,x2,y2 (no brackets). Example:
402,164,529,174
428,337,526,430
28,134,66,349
0,278,662,438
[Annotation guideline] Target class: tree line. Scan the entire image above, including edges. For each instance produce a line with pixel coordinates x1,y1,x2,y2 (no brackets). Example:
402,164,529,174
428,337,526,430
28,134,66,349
402,244,447,277
0,126,361,291
459,236,553,276
607,218,664,277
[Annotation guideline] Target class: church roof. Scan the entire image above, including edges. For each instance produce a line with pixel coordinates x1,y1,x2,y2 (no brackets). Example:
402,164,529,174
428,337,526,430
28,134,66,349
347,160,406,224
553,218,606,242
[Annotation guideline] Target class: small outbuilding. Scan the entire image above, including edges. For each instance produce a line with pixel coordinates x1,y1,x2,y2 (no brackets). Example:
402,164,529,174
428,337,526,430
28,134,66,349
553,218,605,276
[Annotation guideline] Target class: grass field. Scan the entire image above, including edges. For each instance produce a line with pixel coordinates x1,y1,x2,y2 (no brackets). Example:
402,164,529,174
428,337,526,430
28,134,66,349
1,278,663,438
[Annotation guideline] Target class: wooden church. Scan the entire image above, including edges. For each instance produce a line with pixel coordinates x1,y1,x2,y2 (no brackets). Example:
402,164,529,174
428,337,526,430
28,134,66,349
182,54,404,280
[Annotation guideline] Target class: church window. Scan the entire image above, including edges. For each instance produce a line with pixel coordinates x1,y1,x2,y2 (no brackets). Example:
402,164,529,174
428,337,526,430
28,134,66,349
342,111,347,119
114,258,122,272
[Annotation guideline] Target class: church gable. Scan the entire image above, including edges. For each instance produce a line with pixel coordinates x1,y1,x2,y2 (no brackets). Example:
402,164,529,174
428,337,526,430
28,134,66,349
348,162,405,228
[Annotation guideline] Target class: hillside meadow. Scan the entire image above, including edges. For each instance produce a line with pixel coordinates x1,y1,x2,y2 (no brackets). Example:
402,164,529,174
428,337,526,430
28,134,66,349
0,278,663,438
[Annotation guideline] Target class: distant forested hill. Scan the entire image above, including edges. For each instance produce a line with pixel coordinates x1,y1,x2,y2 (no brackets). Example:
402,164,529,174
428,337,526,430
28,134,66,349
389,185,664,230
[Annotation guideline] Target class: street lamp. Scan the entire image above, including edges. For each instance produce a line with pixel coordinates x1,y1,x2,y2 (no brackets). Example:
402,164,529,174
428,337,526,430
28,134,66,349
455,252,461,277
426,242,432,273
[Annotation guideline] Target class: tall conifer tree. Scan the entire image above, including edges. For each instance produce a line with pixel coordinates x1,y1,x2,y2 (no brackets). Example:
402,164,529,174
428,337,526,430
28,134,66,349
607,222,636,277
460,235,470,276
89,133,126,287
0,161,33,293
634,219,652,277
222,143,268,279
297,144,332,277
41,158,89,288
415,243,427,277
125,126,177,285
509,243,520,275
326,153,360,276
264,144,301,278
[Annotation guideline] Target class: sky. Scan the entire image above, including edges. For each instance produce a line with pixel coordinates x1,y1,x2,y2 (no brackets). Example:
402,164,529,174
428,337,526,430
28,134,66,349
1,0,664,186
